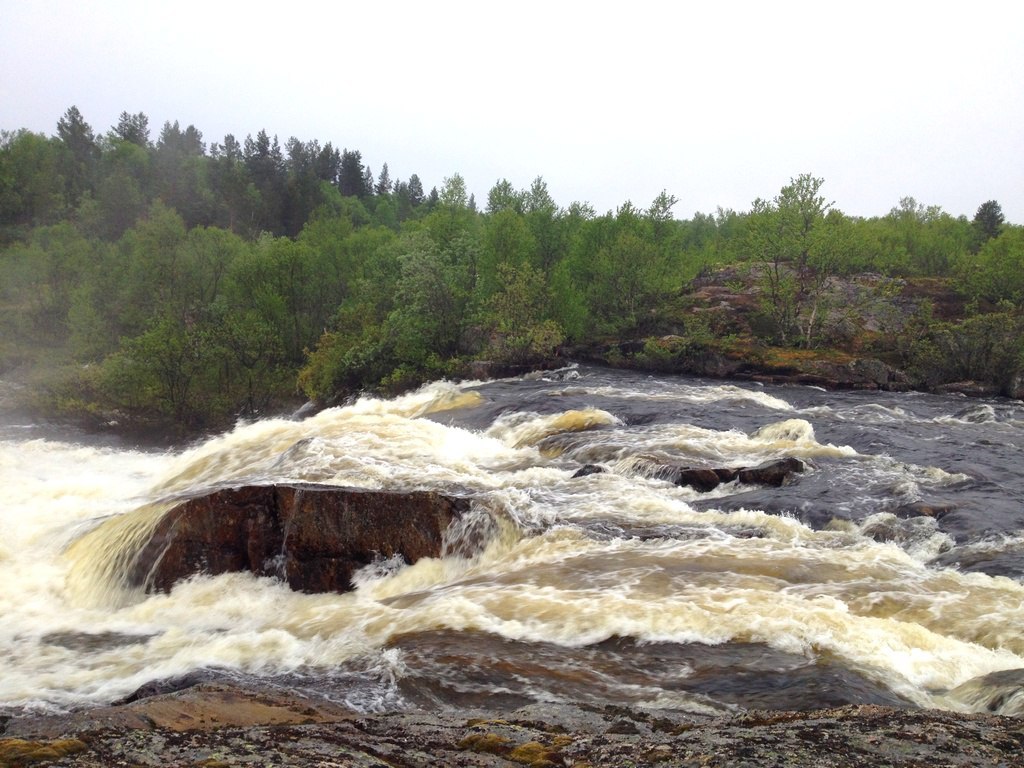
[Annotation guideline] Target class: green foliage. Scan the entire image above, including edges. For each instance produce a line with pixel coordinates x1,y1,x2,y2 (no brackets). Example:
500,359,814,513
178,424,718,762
56,106,99,208
226,235,324,362
104,316,216,425
908,304,1024,393
484,262,564,364
633,315,716,372
876,197,971,277
0,130,66,240
296,227,473,400
111,112,150,146
486,179,524,214
94,299,292,429
67,283,114,361
298,328,386,399
959,227,1024,304
971,200,1004,252
388,232,471,363
338,149,371,199
553,203,679,337
480,209,536,296
745,174,882,347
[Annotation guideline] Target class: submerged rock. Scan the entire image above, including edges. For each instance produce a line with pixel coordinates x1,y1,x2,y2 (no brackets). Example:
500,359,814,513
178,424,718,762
131,484,472,594
571,464,607,478
949,668,1024,717
894,500,957,519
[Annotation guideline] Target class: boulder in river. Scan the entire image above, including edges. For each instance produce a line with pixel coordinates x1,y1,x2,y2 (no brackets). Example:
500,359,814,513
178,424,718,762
652,466,726,492
648,457,804,492
737,457,805,487
131,484,471,594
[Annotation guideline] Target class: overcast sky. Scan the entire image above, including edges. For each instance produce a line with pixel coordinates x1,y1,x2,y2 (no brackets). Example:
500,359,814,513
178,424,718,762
2,0,1022,222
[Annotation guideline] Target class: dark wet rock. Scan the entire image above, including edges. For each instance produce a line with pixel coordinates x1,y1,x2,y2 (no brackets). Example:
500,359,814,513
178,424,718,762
570,333,920,393
949,668,1024,717
737,457,805,487
934,381,1002,398
793,357,912,391
387,630,910,717
931,544,1024,581
894,500,957,519
620,412,658,426
655,457,804,492
859,515,951,554
131,484,472,594
582,520,767,543
288,400,320,422
572,464,607,478
41,631,153,652
115,671,227,705
951,404,997,423
685,657,913,711
465,360,562,381
713,467,740,483
653,466,724,492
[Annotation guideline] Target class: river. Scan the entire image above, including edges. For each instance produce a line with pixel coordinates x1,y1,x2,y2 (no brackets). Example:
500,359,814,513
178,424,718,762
2,366,1023,719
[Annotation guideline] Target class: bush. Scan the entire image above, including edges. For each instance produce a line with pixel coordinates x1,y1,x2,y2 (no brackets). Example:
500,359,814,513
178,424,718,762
634,315,715,371
909,305,1024,393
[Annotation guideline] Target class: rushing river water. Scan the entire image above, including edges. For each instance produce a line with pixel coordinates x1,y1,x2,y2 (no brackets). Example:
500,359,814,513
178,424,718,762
2,366,1023,718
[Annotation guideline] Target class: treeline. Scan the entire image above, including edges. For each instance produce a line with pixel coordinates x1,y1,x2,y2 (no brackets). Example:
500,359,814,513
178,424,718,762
1,107,1022,432
0,107,435,244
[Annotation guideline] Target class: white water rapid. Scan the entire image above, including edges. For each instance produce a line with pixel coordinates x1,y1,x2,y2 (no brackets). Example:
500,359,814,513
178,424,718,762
2,369,1023,717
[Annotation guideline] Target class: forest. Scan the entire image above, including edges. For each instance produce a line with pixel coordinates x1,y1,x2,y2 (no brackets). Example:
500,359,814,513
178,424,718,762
1,107,1022,435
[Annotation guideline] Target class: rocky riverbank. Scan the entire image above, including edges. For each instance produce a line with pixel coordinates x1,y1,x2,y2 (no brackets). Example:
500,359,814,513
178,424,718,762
3,681,1022,767
561,269,1023,401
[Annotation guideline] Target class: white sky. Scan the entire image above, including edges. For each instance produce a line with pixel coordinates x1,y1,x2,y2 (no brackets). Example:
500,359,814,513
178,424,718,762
2,0,1022,222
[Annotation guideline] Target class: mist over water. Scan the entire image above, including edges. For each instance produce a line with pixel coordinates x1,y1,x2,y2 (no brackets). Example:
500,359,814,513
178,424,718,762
2,366,1023,717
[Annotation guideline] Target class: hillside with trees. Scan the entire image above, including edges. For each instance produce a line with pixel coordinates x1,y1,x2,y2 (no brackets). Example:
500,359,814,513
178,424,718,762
1,107,1021,437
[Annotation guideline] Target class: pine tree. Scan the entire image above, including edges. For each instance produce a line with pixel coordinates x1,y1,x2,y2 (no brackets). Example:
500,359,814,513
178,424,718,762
111,111,150,146
375,162,392,196
56,105,98,205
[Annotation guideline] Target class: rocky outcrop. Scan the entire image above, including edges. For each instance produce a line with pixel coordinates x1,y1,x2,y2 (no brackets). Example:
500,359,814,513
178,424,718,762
130,484,471,594
785,357,913,391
